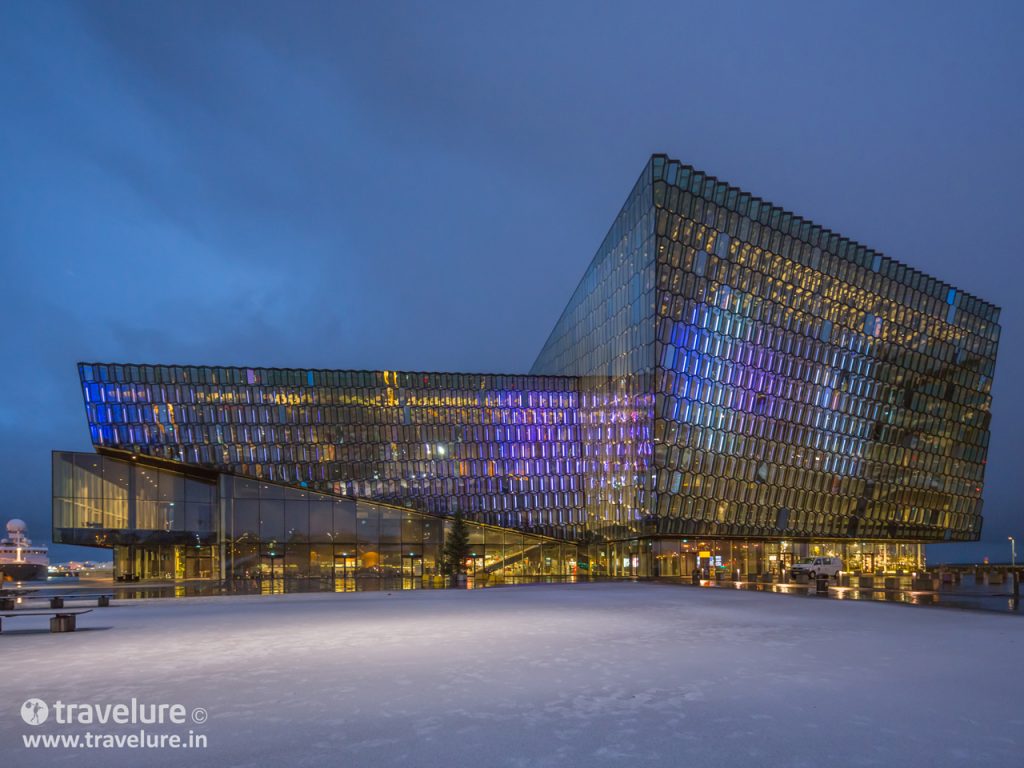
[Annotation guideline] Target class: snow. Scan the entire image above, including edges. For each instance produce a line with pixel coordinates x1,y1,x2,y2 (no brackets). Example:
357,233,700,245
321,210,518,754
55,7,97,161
2,582,1022,767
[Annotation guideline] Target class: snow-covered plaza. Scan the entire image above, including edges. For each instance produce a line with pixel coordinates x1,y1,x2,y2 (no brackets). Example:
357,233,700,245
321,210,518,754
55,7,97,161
3,582,1022,767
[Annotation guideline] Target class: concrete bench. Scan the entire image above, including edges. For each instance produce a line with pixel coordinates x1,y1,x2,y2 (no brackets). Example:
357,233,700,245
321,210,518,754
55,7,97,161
35,594,114,609
0,590,32,610
1,593,112,610
0,608,94,633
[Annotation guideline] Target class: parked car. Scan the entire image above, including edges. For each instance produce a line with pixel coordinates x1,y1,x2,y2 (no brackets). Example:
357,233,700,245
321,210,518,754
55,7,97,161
790,556,842,580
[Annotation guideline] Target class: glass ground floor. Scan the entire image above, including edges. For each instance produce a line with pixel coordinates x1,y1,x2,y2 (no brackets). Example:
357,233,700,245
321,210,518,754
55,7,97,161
108,540,580,592
581,538,925,579
223,528,578,585
68,533,584,586
108,531,580,585
649,538,924,579
53,450,581,586
107,536,925,587
113,543,218,581
55,448,930,589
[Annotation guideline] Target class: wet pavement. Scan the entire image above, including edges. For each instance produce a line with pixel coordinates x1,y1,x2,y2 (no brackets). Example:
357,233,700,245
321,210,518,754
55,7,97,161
681,572,1022,614
5,572,1021,614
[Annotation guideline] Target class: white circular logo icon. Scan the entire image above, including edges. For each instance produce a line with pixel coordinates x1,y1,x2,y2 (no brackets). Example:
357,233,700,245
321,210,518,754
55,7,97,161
21,699,49,725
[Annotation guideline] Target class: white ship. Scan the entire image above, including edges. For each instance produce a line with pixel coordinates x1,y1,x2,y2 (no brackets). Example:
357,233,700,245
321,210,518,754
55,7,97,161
0,519,49,582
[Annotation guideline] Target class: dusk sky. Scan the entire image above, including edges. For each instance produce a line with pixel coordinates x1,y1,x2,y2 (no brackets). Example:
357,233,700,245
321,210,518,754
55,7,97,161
2,1,1022,562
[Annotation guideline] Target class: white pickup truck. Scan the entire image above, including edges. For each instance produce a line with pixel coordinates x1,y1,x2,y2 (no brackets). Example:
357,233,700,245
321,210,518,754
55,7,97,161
790,556,842,580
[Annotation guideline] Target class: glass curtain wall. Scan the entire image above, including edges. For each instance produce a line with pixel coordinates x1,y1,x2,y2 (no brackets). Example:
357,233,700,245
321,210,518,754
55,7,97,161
77,365,584,539
531,160,658,543
648,155,998,545
52,451,218,580
222,476,578,591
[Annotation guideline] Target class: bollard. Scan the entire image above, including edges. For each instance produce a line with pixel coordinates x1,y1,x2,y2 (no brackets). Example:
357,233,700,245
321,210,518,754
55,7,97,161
816,576,829,595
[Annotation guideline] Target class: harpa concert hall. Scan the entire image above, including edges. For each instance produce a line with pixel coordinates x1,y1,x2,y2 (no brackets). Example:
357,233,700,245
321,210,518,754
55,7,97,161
52,155,1001,585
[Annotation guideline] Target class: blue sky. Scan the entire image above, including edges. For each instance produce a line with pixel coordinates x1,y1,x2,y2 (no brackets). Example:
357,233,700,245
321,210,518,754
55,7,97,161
1,1,1022,562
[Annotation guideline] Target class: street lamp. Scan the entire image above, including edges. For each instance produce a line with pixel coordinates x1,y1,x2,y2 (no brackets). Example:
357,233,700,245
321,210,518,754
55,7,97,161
1011,537,1021,602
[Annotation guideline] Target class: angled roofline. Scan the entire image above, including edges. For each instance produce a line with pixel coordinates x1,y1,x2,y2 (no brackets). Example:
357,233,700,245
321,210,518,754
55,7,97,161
77,361,579,385
529,156,656,373
652,152,1001,325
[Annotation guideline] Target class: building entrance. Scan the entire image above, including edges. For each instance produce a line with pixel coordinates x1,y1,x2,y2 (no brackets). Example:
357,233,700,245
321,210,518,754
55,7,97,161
334,554,356,579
